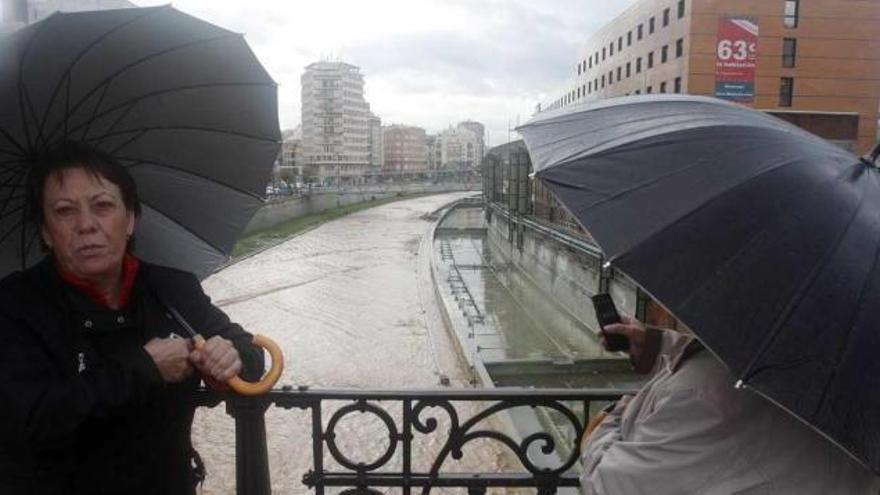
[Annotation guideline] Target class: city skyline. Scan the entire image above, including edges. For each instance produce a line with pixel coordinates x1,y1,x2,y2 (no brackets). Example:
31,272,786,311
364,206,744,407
128,0,635,148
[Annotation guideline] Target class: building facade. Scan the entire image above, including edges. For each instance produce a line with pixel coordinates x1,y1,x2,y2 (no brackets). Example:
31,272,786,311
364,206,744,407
301,61,375,183
456,120,486,164
544,0,880,153
367,113,383,170
434,126,479,169
382,124,428,172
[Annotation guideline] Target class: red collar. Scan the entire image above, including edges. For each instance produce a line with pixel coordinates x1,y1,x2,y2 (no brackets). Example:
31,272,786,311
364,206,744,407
57,254,141,309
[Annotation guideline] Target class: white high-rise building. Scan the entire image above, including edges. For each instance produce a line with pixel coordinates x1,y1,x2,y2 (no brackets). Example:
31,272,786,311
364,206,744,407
435,126,479,169
301,61,375,184
456,121,485,163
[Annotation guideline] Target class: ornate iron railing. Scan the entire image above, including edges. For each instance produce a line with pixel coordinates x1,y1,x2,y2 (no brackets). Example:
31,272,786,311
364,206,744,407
193,387,630,495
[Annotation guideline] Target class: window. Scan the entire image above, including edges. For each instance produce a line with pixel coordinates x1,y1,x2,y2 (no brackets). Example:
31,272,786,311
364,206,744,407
678,0,685,19
628,31,632,46
649,16,656,33
647,85,653,94
638,24,644,40
601,74,606,88
609,70,614,84
636,57,642,73
618,37,623,51
588,81,592,93
676,38,684,58
779,77,794,106
635,89,641,95
610,42,614,56
663,8,670,26
674,77,682,93
596,51,600,63
662,45,669,63
578,64,582,75
626,62,631,78
784,0,799,28
648,51,654,68
660,81,668,93
782,38,797,67
595,78,599,89
577,87,581,98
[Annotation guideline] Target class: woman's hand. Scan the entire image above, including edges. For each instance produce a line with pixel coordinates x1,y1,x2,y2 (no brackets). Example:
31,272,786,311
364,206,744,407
190,336,242,382
144,337,194,383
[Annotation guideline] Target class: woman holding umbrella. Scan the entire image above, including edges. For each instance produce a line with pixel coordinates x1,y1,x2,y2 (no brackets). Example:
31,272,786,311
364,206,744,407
0,141,264,494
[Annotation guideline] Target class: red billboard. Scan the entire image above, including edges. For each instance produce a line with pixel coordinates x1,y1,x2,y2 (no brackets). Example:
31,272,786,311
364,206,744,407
714,17,759,103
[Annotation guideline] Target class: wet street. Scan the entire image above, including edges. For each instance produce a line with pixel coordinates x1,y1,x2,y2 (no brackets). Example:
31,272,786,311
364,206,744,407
191,192,499,494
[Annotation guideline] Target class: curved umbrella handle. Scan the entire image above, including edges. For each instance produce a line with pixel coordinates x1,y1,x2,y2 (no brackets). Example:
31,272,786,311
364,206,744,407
193,333,284,395
227,334,284,396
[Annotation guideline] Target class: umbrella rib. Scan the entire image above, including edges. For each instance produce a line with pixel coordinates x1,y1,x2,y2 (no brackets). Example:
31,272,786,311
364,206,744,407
533,113,746,170
34,7,165,145
138,201,232,256
671,162,860,310
86,124,280,148
0,128,28,158
809,171,880,419
722,164,866,384
14,12,58,154
56,82,277,144
42,33,253,145
114,155,264,200
596,140,801,256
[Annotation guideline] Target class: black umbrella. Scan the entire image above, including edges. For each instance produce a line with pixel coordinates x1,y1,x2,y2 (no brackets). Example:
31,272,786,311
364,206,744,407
0,6,280,279
518,94,880,474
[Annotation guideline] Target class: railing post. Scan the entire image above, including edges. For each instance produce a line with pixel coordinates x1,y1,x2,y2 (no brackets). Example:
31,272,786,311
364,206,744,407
226,396,272,495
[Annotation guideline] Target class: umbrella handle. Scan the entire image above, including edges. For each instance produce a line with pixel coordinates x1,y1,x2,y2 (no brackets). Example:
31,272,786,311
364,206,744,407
193,334,284,396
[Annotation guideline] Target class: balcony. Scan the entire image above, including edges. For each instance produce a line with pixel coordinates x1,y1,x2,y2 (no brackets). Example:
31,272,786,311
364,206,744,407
194,387,629,494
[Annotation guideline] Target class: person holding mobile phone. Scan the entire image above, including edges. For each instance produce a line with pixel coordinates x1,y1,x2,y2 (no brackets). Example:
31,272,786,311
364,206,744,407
579,315,878,495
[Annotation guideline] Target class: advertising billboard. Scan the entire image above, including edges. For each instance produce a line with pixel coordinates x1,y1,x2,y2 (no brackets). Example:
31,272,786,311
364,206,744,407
714,17,759,103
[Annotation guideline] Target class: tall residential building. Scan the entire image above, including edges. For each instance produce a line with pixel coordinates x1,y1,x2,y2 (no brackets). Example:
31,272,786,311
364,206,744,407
383,125,428,172
435,126,479,169
367,113,383,169
543,0,880,153
301,61,374,183
456,121,486,163
2,0,135,31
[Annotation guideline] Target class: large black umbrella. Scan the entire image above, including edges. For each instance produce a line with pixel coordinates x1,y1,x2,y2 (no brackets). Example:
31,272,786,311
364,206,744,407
518,94,880,474
0,6,280,279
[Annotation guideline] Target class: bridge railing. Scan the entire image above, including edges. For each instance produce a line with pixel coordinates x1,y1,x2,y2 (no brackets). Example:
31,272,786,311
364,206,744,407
193,387,631,495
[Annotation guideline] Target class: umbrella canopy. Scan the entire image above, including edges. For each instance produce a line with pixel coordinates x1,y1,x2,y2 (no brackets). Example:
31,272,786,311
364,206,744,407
0,6,280,279
518,94,880,474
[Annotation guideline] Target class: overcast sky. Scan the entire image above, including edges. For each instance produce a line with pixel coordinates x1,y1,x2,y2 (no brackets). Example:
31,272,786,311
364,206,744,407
131,0,634,147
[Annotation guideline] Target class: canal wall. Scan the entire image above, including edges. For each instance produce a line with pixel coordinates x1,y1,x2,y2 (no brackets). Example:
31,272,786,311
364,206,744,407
485,203,642,336
245,183,478,234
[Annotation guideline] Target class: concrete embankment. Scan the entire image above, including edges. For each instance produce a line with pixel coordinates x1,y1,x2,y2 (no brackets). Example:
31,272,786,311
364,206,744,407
245,183,478,234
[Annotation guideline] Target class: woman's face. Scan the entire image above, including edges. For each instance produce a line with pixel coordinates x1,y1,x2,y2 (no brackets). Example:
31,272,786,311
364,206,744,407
40,167,134,285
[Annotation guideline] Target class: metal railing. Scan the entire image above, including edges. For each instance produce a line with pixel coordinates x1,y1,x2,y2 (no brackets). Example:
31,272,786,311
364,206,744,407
193,387,630,495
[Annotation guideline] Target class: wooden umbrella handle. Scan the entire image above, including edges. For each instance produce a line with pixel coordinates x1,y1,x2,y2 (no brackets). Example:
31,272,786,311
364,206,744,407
193,334,284,396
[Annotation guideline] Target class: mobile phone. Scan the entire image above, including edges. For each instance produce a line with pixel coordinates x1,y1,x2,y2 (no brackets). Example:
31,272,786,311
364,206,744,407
591,293,629,352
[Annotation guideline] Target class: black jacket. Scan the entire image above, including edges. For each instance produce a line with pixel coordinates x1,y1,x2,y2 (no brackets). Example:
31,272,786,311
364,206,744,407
0,258,264,495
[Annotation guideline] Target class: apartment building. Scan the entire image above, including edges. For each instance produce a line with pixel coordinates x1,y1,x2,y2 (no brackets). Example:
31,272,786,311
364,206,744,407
545,0,880,153
383,125,428,172
301,61,375,183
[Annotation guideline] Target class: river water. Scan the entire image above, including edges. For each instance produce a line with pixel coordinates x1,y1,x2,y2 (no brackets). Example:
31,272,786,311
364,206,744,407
193,192,505,494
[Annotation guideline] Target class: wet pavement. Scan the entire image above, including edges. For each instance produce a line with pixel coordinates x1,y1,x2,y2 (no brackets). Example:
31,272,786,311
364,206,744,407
192,192,503,494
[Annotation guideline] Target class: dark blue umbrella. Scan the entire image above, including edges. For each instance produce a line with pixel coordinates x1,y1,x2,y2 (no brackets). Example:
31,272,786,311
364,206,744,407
0,6,280,279
518,95,880,474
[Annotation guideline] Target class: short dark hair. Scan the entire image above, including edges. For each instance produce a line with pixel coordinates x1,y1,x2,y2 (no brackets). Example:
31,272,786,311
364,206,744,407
28,141,141,227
